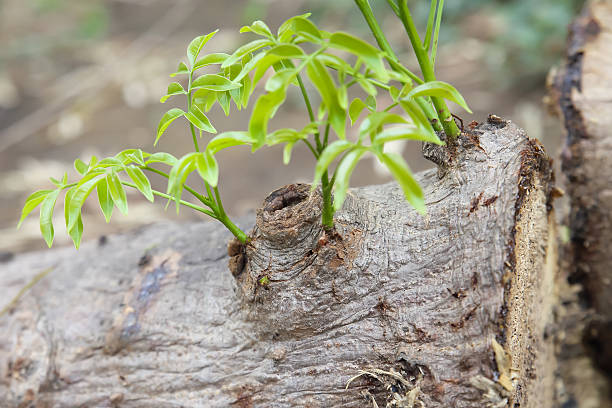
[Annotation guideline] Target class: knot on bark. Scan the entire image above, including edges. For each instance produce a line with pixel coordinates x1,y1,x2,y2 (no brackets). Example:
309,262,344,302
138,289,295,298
255,183,322,249
236,184,325,302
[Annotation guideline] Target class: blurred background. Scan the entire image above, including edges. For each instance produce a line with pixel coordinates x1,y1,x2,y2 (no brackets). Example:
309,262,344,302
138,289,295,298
0,0,583,254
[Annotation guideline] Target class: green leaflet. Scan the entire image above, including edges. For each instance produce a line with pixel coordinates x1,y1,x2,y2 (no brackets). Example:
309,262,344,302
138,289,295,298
306,58,346,140
160,82,186,103
170,61,189,77
222,39,273,69
155,108,185,146
328,32,388,82
185,104,217,134
106,170,128,215
97,178,114,223
17,190,54,228
405,81,472,113
249,89,287,150
39,189,61,248
187,30,218,66
333,148,367,211
207,131,255,154
66,176,102,231
313,140,354,189
125,166,154,202
376,152,425,214
278,16,321,43
195,150,219,187
193,53,230,71
240,20,274,39
145,152,178,167
191,74,242,92
359,112,408,139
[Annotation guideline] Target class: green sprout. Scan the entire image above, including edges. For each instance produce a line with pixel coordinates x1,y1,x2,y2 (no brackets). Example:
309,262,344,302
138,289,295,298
18,0,470,248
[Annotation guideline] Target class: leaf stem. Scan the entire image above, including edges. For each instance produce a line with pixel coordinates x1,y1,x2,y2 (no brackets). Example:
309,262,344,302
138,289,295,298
424,0,437,51
320,170,334,230
395,0,459,139
353,0,423,85
296,72,322,152
121,180,217,218
213,186,247,243
187,71,201,153
431,0,444,65
143,166,213,208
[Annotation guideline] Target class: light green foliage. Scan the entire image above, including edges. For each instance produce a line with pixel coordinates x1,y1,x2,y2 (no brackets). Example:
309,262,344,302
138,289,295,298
19,1,471,247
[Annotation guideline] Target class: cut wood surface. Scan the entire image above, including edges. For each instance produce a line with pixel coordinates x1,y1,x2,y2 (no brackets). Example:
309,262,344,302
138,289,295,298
550,1,612,406
1,119,555,407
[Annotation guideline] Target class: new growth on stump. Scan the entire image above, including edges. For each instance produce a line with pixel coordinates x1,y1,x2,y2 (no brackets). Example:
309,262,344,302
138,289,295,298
17,0,471,246
4,1,565,407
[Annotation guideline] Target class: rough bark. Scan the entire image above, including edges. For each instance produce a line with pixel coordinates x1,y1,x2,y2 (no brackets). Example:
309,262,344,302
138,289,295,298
0,119,555,407
550,1,612,406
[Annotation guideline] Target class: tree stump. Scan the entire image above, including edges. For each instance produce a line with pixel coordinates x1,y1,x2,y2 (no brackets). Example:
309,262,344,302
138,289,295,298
1,119,556,407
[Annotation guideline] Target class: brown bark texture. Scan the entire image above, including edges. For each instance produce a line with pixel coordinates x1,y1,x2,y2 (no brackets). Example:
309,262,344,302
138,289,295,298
0,119,555,407
550,1,612,406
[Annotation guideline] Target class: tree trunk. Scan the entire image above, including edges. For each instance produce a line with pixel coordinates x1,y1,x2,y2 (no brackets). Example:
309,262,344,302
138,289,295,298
549,1,612,406
0,119,557,407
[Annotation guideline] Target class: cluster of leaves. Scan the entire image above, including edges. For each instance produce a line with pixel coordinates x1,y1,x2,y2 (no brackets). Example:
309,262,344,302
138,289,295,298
19,8,471,248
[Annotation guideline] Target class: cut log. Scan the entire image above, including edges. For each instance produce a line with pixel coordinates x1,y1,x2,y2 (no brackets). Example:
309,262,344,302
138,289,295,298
550,1,612,406
0,119,555,407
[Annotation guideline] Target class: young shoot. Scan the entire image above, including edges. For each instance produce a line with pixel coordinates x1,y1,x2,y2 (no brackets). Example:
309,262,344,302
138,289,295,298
18,0,470,248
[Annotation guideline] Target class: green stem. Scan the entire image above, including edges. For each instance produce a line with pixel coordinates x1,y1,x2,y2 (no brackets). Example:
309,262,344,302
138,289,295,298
143,166,213,208
303,139,319,158
296,72,322,152
121,181,217,218
213,186,247,243
320,170,334,230
354,0,441,131
354,0,423,85
423,0,437,51
187,71,201,153
396,0,459,139
322,123,330,150
415,97,442,132
431,0,444,65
